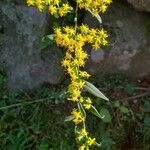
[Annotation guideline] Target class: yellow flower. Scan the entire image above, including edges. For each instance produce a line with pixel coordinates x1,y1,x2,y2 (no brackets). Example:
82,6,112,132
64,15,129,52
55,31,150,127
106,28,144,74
71,109,84,124
86,35,93,43
67,67,78,80
27,0,35,6
76,34,86,43
78,80,85,88
58,8,65,17
87,137,96,146
84,103,91,110
44,0,51,5
64,26,75,35
80,24,89,34
101,5,107,13
99,29,108,39
79,71,90,78
62,59,71,67
58,3,71,17
69,80,85,90
81,128,88,136
75,49,88,63
53,0,59,5
92,42,100,49
62,3,71,11
106,0,113,4
71,89,81,98
65,52,72,59
36,0,44,12
77,128,88,141
89,29,96,37
70,72,78,81
79,144,85,150
83,97,92,110
79,97,84,103
49,5,57,15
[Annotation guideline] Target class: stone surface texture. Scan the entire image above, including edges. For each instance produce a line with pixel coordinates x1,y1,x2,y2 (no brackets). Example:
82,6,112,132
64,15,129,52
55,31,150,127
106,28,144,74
127,0,150,12
84,1,150,78
0,2,64,90
0,0,150,91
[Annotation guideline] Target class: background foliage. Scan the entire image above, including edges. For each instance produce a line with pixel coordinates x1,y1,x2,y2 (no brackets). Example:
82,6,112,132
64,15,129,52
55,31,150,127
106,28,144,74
0,70,150,150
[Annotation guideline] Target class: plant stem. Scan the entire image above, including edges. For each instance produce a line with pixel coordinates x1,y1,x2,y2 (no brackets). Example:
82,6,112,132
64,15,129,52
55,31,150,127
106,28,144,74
74,4,78,33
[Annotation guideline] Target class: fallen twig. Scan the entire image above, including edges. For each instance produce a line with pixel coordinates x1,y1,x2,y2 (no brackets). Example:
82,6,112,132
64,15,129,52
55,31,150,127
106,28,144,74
120,92,150,101
98,86,150,91
0,97,55,111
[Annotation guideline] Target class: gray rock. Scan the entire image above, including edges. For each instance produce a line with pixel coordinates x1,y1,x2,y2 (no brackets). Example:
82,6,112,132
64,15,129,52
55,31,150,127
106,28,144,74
90,49,105,63
127,0,150,12
0,2,64,91
84,1,150,78
0,0,150,91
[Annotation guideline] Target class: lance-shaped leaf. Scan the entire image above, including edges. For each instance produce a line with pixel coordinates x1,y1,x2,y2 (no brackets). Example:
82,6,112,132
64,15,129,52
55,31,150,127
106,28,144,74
77,102,86,118
74,126,80,134
87,9,102,24
95,142,101,147
84,81,109,101
64,115,74,122
89,105,104,119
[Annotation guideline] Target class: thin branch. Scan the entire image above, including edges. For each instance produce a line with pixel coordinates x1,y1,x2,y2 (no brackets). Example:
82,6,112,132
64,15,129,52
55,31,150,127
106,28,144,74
120,92,150,101
134,87,150,91
0,97,55,111
74,4,78,33
116,86,150,91
98,86,150,91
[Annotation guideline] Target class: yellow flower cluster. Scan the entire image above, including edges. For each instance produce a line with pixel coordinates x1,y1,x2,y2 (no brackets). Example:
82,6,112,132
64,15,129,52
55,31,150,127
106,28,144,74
54,25,108,103
26,0,111,149
77,0,112,14
83,98,92,110
26,0,71,16
71,109,85,124
55,25,108,51
54,25,108,149
77,128,96,150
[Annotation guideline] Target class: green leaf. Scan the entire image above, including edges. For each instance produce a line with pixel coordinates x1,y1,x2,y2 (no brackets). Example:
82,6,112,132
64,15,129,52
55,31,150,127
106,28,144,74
40,34,54,49
39,143,49,150
144,100,150,111
95,142,101,147
64,115,74,122
113,101,120,108
74,126,80,134
99,108,112,123
77,102,86,118
123,83,135,94
89,105,104,119
84,81,109,101
120,106,129,114
87,9,102,24
54,13,59,18
101,133,114,150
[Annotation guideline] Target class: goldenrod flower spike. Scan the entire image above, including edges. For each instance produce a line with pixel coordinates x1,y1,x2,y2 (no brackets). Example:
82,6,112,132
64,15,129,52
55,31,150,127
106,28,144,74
53,25,108,149
26,0,112,149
